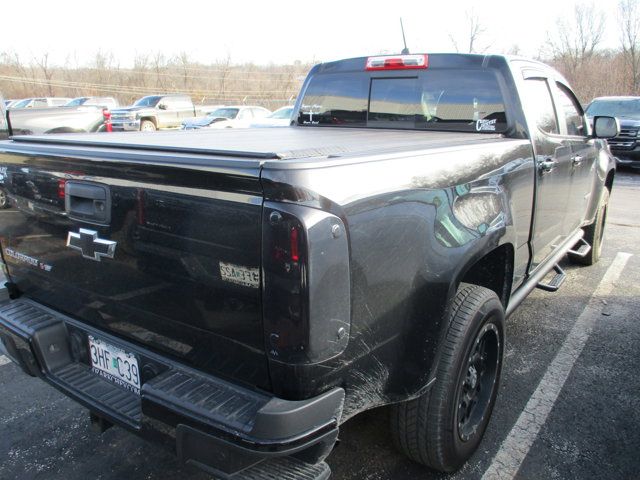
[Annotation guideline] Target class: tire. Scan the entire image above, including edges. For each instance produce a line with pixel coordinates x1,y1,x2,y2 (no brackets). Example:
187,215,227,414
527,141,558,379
0,188,8,209
390,283,505,472
140,120,156,132
569,188,609,266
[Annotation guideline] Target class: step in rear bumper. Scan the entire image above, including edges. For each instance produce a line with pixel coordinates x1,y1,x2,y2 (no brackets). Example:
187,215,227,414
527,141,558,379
0,297,343,479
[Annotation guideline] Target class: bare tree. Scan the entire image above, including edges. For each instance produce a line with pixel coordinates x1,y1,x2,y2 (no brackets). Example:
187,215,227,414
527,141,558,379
547,3,605,73
152,51,167,91
619,0,640,91
217,53,232,98
449,9,489,54
34,53,55,96
176,51,190,91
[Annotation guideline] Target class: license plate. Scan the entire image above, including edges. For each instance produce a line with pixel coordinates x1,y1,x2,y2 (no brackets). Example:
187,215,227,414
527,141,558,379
88,336,141,395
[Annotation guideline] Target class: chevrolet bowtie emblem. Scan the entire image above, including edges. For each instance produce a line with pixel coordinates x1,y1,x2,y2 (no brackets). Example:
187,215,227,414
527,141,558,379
66,228,117,262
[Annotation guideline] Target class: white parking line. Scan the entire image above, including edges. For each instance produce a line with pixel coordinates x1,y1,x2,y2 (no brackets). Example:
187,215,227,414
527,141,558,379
0,355,11,367
482,251,633,480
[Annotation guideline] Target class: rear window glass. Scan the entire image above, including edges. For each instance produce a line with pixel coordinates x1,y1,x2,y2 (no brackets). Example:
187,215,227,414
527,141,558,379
297,70,507,132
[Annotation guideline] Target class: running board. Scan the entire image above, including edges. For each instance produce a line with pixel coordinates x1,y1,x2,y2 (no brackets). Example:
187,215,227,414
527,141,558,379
506,229,585,317
536,264,566,292
567,238,591,258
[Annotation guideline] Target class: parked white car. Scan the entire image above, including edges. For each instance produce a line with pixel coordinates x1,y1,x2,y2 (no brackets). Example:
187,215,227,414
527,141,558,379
181,106,271,130
249,106,295,127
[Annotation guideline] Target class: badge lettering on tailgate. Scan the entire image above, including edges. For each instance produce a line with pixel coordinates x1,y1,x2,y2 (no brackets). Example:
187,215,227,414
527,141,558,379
219,261,260,288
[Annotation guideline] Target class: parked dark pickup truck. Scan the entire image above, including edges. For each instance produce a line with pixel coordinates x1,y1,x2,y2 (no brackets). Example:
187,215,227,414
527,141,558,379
110,94,211,132
0,54,618,479
586,96,640,168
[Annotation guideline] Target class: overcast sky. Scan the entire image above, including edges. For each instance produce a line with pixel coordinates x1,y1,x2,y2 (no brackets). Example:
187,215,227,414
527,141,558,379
2,0,623,67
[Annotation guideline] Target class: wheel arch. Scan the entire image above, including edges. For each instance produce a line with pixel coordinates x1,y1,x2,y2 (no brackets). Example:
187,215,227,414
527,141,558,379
605,167,615,192
139,116,158,128
417,237,514,403
456,242,515,309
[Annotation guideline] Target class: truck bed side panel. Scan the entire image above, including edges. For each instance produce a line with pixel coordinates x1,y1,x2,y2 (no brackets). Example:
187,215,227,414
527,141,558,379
261,139,534,416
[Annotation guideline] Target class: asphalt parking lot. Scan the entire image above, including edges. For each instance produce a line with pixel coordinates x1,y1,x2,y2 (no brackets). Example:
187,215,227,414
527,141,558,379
1,169,639,480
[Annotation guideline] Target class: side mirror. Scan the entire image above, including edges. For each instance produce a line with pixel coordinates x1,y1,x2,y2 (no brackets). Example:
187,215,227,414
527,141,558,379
593,116,620,139
158,104,168,110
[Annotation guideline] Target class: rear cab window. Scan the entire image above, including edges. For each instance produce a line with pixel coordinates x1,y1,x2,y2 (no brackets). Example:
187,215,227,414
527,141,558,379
297,63,508,133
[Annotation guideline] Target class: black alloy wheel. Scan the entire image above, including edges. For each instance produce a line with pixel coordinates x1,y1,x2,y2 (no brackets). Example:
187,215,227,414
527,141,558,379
390,283,505,472
456,322,500,442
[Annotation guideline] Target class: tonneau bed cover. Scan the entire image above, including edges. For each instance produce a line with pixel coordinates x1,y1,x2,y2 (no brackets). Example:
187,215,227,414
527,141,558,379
6,127,504,162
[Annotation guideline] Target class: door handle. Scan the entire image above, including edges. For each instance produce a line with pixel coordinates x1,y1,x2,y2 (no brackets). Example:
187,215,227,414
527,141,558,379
539,157,556,174
572,155,583,166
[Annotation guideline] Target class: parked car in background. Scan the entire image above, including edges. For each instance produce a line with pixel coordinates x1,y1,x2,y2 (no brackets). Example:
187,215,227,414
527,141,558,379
181,106,271,129
8,97,72,109
64,97,119,109
586,96,640,168
110,95,212,132
249,106,294,127
4,100,18,109
7,104,110,135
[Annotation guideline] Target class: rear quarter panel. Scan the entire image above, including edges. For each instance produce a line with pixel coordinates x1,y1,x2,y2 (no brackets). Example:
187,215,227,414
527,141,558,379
261,139,535,418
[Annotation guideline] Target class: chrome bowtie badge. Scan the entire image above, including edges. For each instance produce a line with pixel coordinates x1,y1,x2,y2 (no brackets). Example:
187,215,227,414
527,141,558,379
66,229,116,262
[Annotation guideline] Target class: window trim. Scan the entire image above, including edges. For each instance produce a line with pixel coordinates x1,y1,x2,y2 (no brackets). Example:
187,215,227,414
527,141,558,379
552,81,589,138
523,76,561,137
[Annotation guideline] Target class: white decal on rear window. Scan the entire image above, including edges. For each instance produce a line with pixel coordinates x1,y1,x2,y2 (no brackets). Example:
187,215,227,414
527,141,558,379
476,118,497,131
300,104,322,124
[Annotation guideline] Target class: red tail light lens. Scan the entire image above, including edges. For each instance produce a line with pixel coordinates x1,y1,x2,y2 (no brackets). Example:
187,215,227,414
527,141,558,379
57,179,66,199
365,54,429,71
290,226,300,262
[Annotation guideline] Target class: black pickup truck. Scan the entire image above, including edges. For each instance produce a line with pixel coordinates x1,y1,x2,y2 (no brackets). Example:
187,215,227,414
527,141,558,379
0,54,618,479
586,96,640,168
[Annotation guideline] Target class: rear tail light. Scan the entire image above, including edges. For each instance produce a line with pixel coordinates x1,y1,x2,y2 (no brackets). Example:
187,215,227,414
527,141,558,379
262,204,351,366
57,179,66,199
263,208,308,360
289,226,300,262
365,54,428,71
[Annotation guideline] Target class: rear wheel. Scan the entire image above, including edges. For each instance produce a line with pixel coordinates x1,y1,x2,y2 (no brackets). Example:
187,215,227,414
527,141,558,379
569,188,609,266
390,284,504,472
140,120,156,132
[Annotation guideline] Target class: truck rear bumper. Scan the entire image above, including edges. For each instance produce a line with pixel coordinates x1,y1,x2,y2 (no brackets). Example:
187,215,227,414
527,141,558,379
0,297,342,479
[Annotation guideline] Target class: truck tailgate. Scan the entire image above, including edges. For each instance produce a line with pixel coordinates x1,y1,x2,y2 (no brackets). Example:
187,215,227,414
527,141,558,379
0,141,270,390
